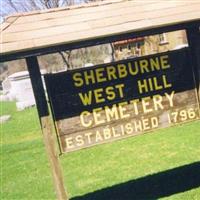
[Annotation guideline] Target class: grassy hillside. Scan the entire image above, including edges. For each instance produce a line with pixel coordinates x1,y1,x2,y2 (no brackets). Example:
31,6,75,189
1,101,200,200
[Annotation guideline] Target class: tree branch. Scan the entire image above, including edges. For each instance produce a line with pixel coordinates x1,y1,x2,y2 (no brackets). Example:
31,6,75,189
58,52,70,70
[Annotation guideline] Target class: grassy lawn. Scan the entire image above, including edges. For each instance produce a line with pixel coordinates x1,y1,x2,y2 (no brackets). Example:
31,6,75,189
1,101,200,200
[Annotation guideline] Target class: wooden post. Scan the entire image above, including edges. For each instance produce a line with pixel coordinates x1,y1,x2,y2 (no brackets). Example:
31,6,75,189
26,56,68,200
186,26,200,102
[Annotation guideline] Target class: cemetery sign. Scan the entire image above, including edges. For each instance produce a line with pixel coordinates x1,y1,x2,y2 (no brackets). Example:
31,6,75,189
44,48,199,153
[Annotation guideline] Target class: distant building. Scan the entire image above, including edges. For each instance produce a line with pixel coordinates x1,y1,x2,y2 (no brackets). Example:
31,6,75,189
145,30,188,54
113,37,145,60
113,30,188,60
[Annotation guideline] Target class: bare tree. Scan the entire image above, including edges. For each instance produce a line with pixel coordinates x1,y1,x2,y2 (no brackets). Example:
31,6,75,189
110,43,115,62
0,0,77,17
1,0,110,72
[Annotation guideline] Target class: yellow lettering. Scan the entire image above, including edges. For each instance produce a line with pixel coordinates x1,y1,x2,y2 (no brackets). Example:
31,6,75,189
148,78,154,91
94,88,105,103
80,111,92,127
93,107,105,125
142,118,150,130
134,120,142,132
115,84,124,98
165,91,175,107
151,117,159,128
85,132,92,144
142,97,153,113
96,131,103,142
130,99,140,115
96,68,106,83
118,102,130,119
84,70,95,85
153,77,163,90
73,73,83,87
162,75,172,88
65,137,74,149
79,91,92,106
105,105,119,122
139,59,149,73
125,123,133,134
107,66,117,80
160,55,170,69
128,62,138,75
153,95,164,110
138,79,148,94
150,57,160,71
118,64,128,78
103,128,111,139
106,86,116,101
76,135,84,146
112,127,120,137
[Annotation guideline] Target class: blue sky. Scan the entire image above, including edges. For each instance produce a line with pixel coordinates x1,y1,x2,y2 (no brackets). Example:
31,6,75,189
0,0,84,24
0,0,4,23
0,0,19,23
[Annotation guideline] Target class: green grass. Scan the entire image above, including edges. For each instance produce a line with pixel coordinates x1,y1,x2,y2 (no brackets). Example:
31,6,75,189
1,101,200,200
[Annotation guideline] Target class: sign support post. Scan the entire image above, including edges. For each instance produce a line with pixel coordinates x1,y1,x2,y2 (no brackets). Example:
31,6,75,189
186,26,200,102
26,56,68,200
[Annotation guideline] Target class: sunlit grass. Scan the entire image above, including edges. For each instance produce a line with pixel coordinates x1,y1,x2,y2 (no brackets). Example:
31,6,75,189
1,101,200,200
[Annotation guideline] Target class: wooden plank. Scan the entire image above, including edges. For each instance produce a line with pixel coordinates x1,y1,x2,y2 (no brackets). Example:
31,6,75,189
2,14,200,55
3,1,155,33
2,22,92,43
0,15,198,54
151,10,200,26
88,4,200,29
13,0,154,24
26,56,68,200
1,40,36,54
2,3,200,43
1,20,198,62
4,1,189,33
2,1,197,38
1,0,200,55
32,19,151,46
15,0,197,25
32,11,198,46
